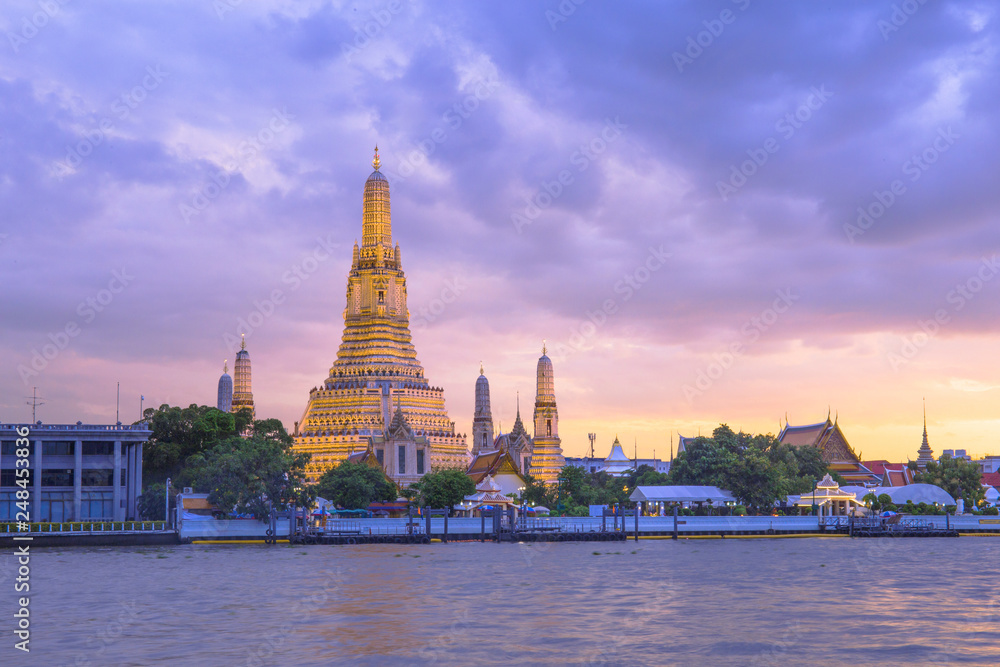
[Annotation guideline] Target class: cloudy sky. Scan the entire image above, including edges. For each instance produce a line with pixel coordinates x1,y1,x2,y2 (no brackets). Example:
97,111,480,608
2,0,999,463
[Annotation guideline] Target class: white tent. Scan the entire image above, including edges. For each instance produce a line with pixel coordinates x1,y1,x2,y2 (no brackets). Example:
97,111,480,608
882,483,955,506
629,485,734,504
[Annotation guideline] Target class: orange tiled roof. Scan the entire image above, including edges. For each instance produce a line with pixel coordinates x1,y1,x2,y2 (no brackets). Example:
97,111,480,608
466,449,524,485
779,421,830,447
863,460,891,476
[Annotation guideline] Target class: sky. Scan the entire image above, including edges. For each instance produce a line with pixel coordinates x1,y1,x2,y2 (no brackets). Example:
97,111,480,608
2,0,999,463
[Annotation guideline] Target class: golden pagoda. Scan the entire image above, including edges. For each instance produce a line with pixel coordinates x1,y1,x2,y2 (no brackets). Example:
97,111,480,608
231,334,254,420
529,343,565,484
293,148,467,483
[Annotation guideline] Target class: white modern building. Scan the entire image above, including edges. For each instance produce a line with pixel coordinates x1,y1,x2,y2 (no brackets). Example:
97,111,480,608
0,422,149,522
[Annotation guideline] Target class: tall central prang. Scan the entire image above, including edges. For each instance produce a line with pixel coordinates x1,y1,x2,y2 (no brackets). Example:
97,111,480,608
293,148,467,485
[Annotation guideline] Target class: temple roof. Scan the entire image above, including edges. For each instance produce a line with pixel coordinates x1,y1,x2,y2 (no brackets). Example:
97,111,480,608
778,420,831,447
605,437,631,463
467,449,525,485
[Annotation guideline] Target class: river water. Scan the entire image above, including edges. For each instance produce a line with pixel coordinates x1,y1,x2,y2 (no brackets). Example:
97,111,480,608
3,537,1000,666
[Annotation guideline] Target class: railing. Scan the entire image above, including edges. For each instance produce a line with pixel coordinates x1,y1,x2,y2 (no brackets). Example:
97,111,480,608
820,516,851,528
0,521,169,533
0,423,151,432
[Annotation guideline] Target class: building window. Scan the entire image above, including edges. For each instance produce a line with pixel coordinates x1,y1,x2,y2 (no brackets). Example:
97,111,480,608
1,441,24,456
43,441,75,456
417,450,425,475
82,442,114,456
1,469,33,486
41,469,73,486
546,419,552,437
41,491,74,522
481,433,487,448
81,491,113,520
376,448,384,466
82,469,113,486
0,491,18,521
398,445,406,475
378,290,385,303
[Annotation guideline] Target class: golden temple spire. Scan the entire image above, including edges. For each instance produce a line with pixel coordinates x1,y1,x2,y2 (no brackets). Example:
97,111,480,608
241,333,246,350
542,339,547,355
224,360,228,374
480,361,484,375
372,145,380,171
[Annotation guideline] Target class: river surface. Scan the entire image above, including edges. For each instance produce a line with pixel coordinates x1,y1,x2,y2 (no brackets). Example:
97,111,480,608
3,537,1000,666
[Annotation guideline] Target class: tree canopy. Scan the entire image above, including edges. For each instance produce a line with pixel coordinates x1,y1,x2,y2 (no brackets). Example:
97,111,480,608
140,404,252,486
137,404,310,520
315,461,397,510
911,453,985,508
185,434,312,520
410,468,475,511
667,424,830,513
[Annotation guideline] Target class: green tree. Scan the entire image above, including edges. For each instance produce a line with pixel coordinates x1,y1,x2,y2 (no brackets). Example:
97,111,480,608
912,453,986,508
140,404,240,485
665,425,830,514
521,474,550,507
728,446,784,513
666,434,736,487
315,461,396,510
136,482,169,521
186,434,312,520
410,468,475,513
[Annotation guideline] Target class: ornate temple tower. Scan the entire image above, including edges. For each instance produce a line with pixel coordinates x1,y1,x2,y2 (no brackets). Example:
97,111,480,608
529,343,564,483
231,335,255,419
294,149,467,482
217,360,233,413
916,401,934,469
472,364,495,456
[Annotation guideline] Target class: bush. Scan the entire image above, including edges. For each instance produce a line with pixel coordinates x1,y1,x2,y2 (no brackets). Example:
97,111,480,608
983,506,999,516
733,505,747,516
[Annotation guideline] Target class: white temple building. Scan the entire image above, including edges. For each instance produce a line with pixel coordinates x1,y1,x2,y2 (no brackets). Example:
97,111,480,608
600,436,634,476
